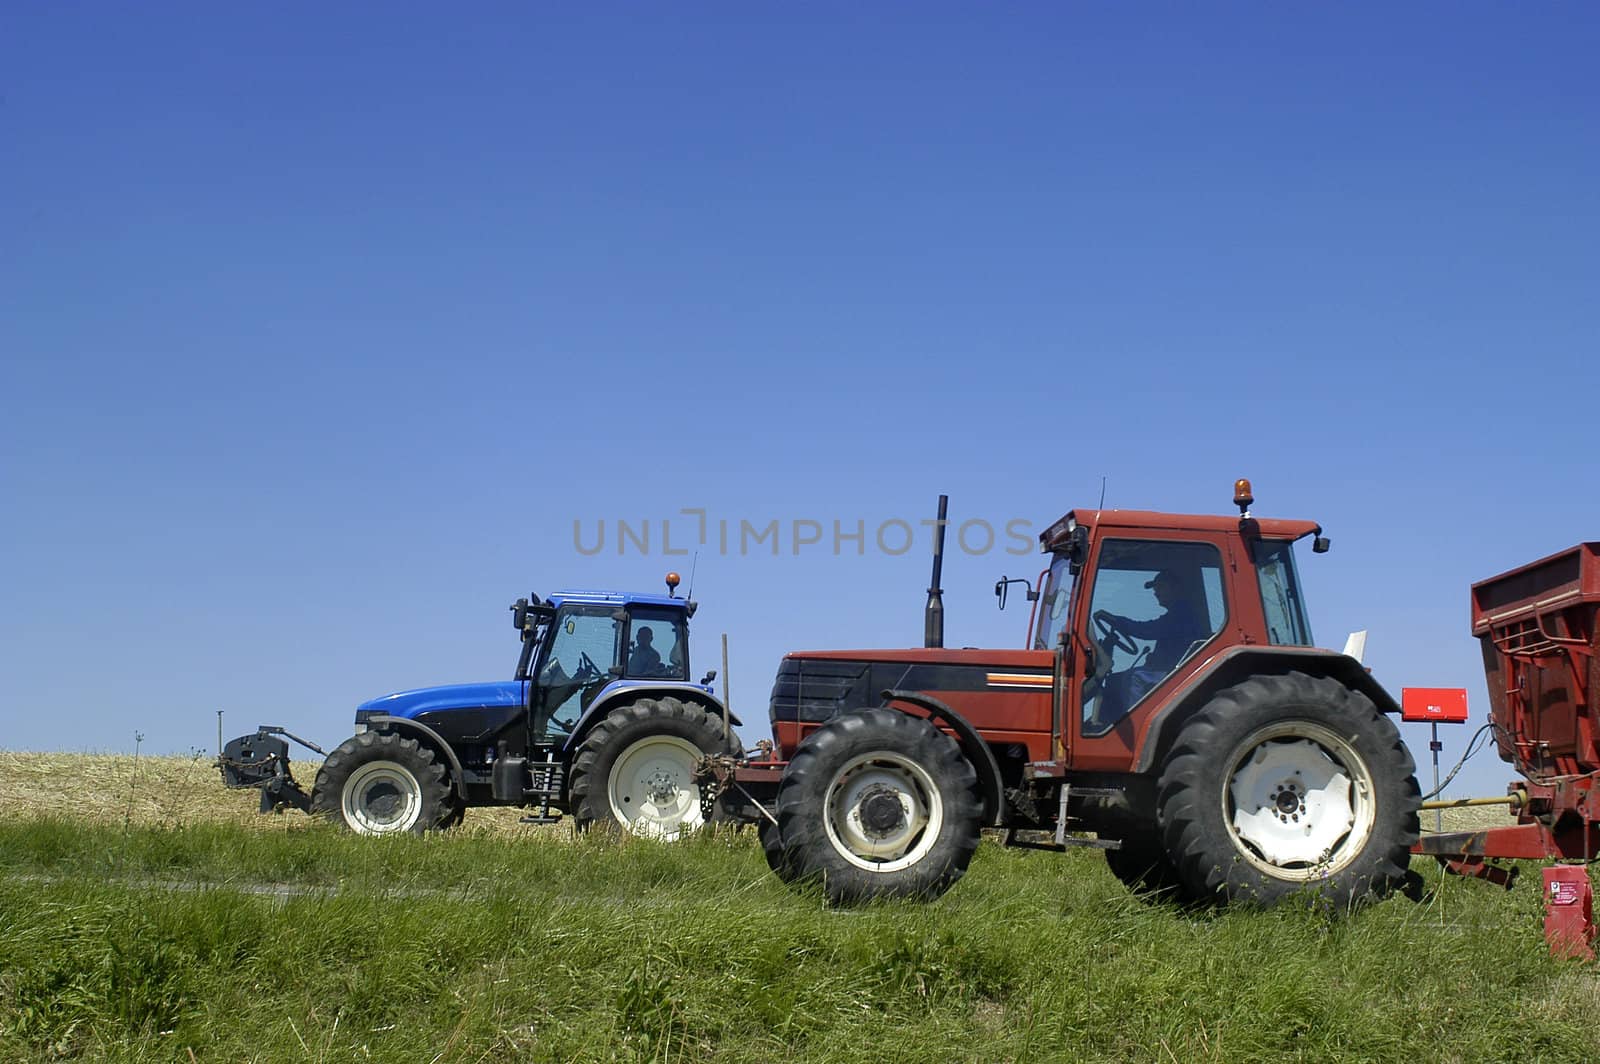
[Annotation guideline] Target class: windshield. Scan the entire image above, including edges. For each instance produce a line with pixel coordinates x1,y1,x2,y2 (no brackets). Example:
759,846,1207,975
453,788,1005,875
1253,540,1313,646
1033,553,1076,649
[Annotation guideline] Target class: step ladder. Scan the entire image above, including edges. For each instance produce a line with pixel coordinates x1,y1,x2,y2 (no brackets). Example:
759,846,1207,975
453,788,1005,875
519,753,566,825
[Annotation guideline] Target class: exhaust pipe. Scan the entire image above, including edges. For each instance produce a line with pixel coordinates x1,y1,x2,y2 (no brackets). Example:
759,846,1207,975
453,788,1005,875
925,494,948,649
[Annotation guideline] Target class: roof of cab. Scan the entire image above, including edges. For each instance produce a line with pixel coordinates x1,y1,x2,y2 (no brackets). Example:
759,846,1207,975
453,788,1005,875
1039,509,1322,552
547,590,691,610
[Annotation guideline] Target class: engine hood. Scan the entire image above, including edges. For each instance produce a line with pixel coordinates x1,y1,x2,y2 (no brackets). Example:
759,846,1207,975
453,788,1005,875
356,680,526,720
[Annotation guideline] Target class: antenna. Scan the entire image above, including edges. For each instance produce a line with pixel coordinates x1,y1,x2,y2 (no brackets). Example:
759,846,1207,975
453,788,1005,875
1098,476,1107,510
686,551,700,601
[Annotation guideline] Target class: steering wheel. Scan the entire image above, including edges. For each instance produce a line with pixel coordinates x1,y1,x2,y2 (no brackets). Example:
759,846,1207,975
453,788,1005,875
1093,611,1140,655
574,651,605,683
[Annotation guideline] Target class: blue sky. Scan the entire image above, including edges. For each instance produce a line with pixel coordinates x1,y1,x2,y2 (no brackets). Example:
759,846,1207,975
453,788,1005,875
2,3,1595,798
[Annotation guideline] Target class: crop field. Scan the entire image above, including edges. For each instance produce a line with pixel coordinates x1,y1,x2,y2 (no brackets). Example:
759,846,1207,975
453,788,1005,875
2,752,1597,1063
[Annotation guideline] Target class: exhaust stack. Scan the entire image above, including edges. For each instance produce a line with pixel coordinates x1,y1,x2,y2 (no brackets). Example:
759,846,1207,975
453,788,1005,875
925,494,948,649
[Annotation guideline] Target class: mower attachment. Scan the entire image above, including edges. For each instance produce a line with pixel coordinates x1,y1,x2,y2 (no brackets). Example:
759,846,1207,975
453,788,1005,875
217,727,318,814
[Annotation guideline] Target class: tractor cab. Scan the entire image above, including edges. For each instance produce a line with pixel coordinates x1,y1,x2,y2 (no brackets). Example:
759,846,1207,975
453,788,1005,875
512,578,703,743
1031,482,1335,773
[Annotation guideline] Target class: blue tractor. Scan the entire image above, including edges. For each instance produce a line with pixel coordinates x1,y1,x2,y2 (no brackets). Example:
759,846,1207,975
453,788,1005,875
218,575,743,838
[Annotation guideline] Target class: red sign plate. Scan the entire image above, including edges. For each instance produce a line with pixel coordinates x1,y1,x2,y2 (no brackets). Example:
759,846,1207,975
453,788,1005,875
1401,687,1469,723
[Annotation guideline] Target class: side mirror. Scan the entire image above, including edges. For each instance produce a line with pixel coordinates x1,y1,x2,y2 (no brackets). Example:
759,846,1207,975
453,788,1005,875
511,598,528,631
994,576,1039,611
1313,536,1331,554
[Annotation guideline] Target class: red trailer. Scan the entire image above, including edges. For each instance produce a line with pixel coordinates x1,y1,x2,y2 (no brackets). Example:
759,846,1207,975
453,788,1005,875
1414,543,1600,955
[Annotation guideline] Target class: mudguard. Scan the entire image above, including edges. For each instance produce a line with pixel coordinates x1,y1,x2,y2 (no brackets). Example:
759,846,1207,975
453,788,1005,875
361,714,470,801
564,680,742,751
1134,645,1401,775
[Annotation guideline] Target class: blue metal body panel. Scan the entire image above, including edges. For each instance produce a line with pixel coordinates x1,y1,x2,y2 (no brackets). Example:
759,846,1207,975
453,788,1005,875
357,680,527,720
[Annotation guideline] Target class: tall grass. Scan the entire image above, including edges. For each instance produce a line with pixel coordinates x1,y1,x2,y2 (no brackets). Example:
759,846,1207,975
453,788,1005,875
1,815,1596,1063
0,753,1584,1061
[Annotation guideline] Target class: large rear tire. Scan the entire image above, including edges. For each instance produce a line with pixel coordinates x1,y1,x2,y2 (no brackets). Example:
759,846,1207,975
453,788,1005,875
1103,829,1188,900
568,697,741,839
774,708,982,905
1156,671,1420,908
311,731,455,836
757,817,797,879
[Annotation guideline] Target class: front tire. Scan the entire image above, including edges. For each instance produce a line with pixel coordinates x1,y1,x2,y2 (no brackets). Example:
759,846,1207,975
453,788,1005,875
311,731,454,836
774,708,982,905
1156,671,1420,908
568,697,742,839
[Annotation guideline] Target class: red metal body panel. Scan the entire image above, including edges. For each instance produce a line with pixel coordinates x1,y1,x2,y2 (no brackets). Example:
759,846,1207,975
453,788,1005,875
773,648,1056,761
1471,543,1599,779
794,648,1052,667
1401,687,1470,723
1543,866,1596,960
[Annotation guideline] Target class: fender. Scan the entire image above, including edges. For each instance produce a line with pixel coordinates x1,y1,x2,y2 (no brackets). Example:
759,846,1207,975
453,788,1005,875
1134,646,1402,775
881,689,1006,827
563,681,744,751
364,714,469,801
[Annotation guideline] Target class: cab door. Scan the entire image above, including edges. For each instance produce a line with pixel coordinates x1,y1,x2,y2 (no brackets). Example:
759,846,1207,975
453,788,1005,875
532,606,623,742
1066,536,1230,771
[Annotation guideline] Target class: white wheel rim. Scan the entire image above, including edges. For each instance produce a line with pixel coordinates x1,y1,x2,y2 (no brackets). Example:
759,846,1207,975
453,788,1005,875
342,760,423,834
823,751,944,873
607,736,705,840
1223,721,1375,881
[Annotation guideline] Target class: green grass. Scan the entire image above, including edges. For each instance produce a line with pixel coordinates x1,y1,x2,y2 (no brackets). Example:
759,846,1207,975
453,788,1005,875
2,817,1597,1063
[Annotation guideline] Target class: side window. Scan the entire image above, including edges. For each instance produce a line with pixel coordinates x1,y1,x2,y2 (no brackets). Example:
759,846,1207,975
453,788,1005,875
626,608,687,680
1033,556,1075,650
1081,540,1227,736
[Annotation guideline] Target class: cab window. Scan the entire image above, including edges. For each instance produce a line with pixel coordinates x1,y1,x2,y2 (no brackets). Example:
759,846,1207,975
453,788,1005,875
626,608,688,680
1080,540,1227,736
535,606,621,740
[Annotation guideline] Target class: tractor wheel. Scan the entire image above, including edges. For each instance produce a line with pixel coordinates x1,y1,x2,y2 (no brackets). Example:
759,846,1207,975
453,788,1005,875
774,708,982,905
568,697,741,840
757,817,797,880
1156,671,1420,908
1104,829,1188,901
310,731,455,836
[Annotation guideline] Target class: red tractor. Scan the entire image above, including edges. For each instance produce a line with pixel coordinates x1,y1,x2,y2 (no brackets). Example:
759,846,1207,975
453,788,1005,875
719,483,1423,907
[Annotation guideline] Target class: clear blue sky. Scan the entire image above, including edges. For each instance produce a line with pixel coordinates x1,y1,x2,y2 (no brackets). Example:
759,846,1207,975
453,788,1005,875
2,3,1594,798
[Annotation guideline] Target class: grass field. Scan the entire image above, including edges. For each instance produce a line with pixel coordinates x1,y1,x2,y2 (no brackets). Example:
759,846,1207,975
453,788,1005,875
2,752,1595,1063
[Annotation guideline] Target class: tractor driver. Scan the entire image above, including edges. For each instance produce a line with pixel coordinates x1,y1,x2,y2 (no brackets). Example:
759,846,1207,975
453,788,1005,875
1095,569,1209,674
629,626,663,676
1088,569,1211,731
